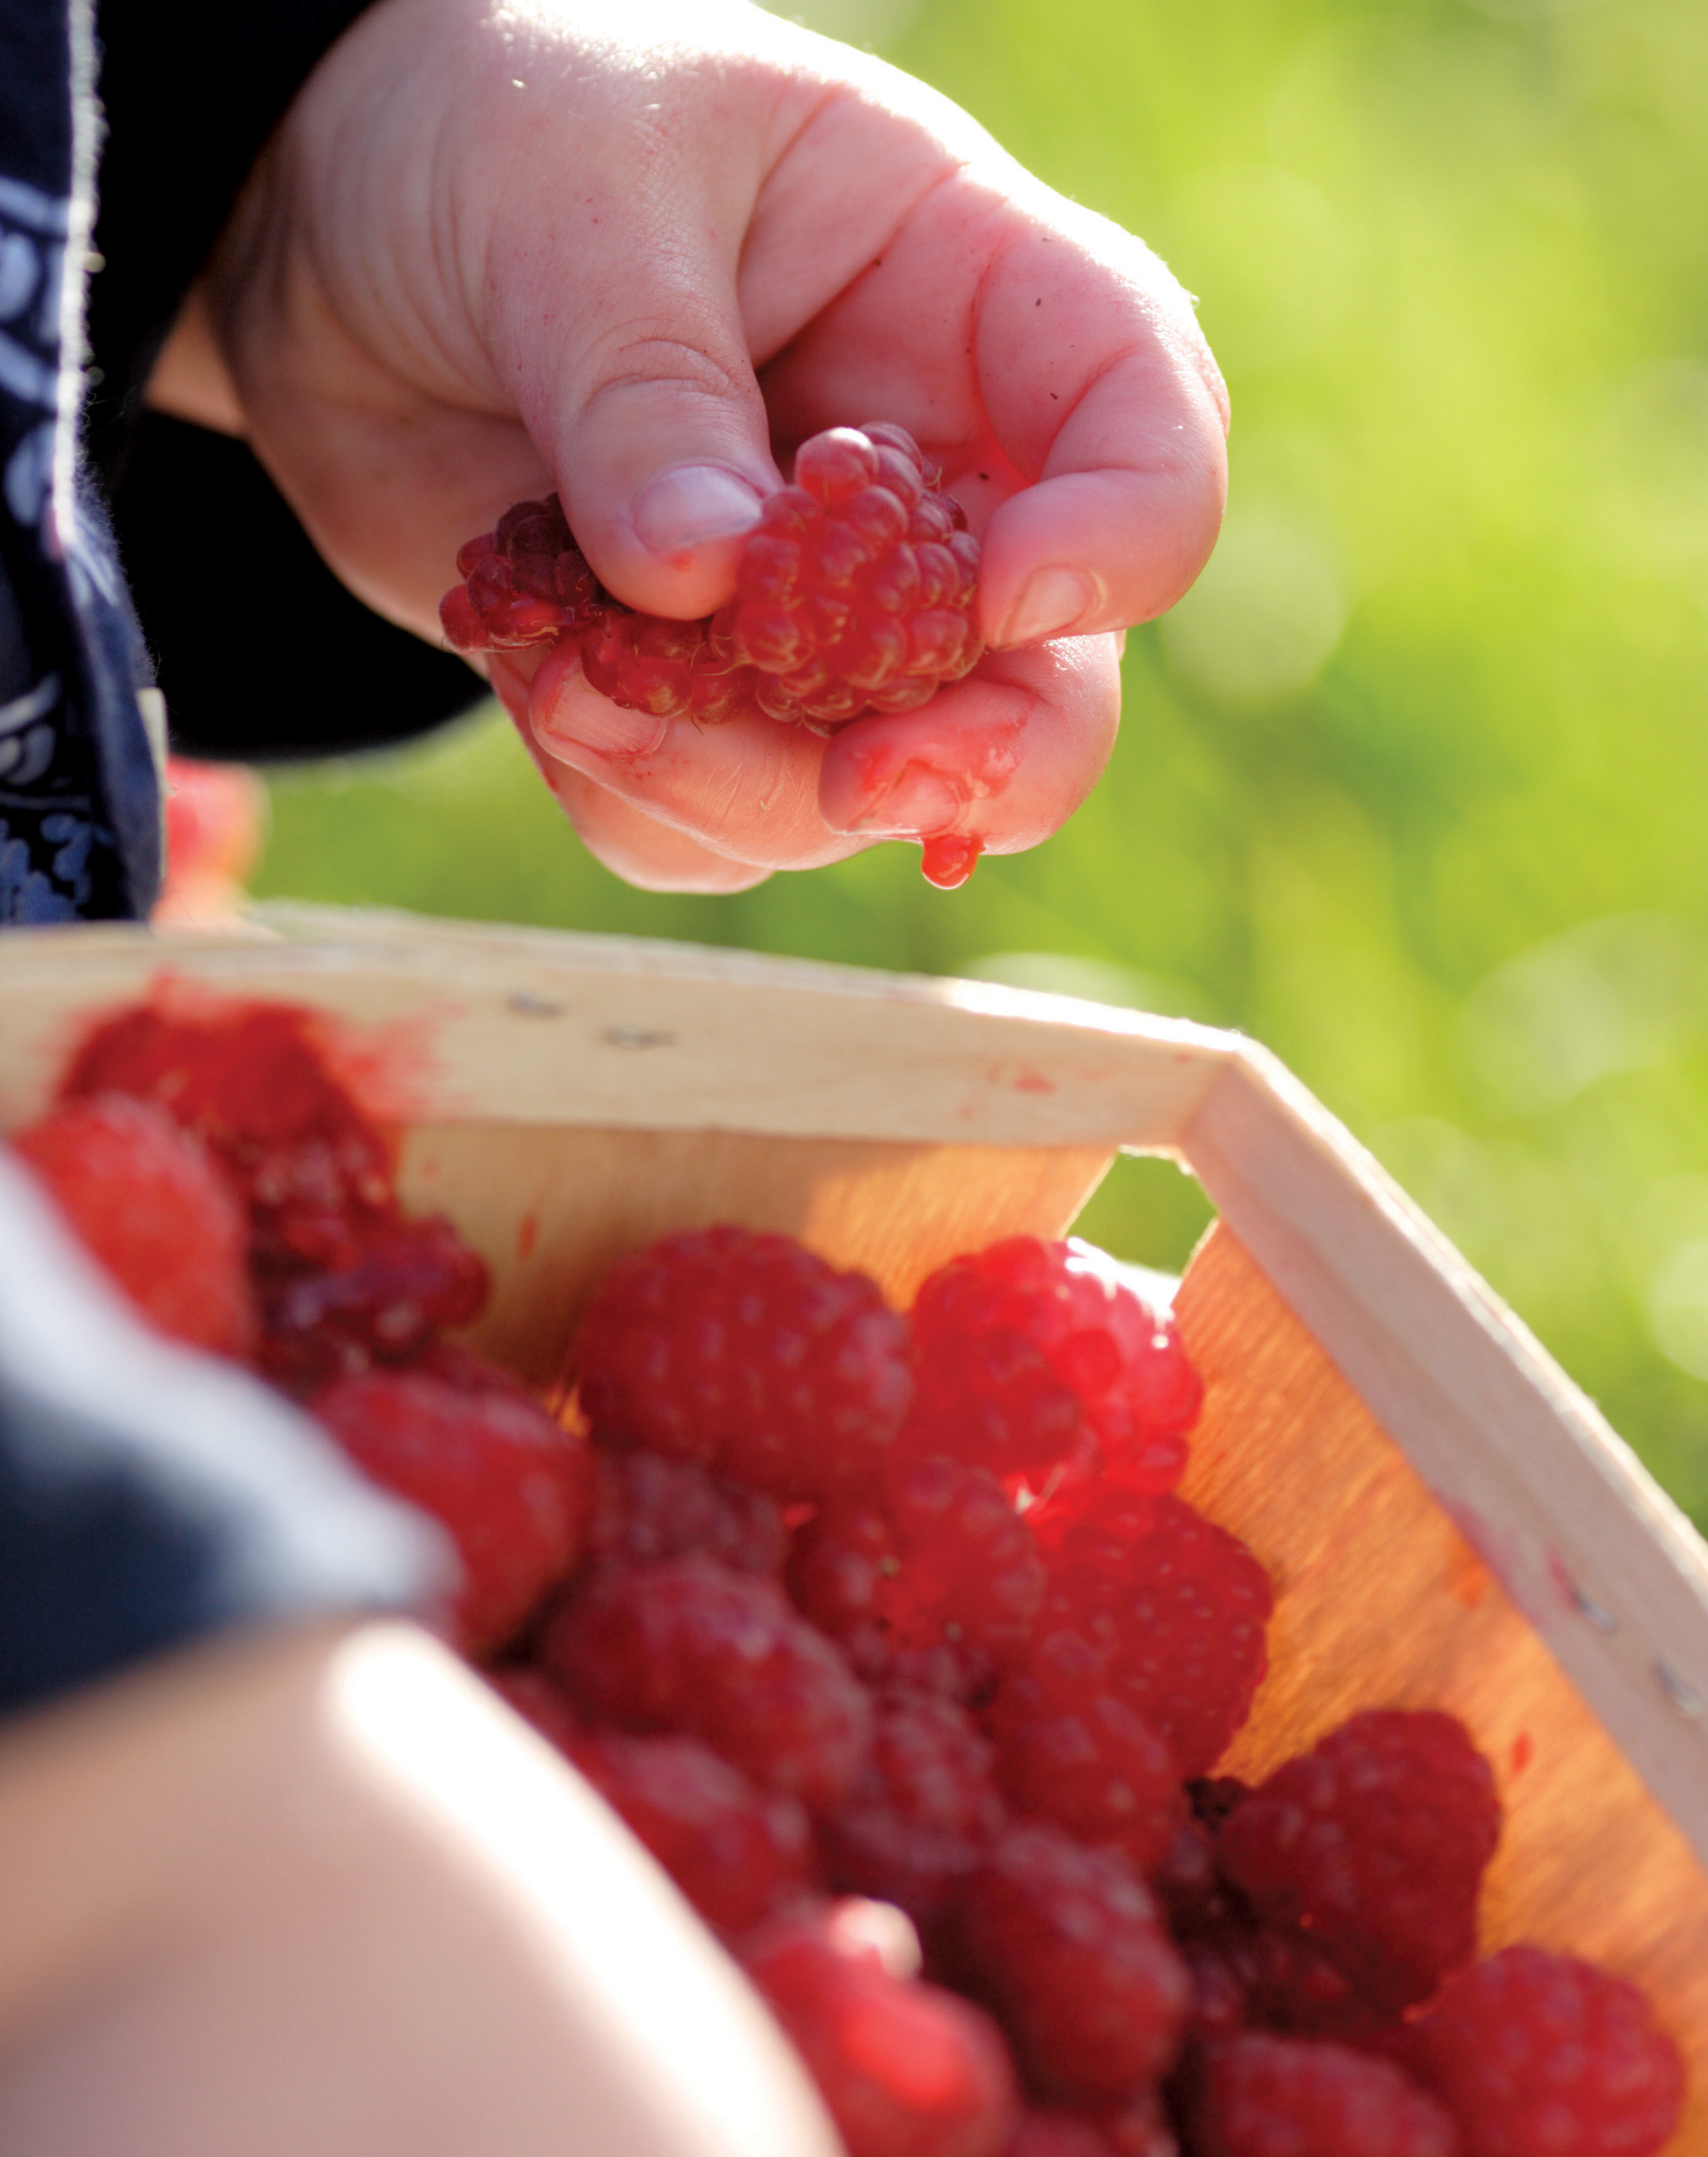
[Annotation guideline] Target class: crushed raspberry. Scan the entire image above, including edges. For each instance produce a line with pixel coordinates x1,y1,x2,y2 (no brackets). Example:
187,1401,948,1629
1407,1946,1685,2157
314,1364,590,1657
575,1226,911,1500
742,1900,1020,2157
257,1211,489,1391
984,1628,1182,1875
59,997,396,1268
566,1727,815,1936
586,1446,787,1574
823,1689,1007,1925
1196,2032,1462,2157
12,1094,256,1358
949,1824,1189,2100
902,1240,1199,1485
541,1554,872,1809
1219,1711,1501,2019
791,1456,1045,1666
1034,1491,1273,1777
441,424,983,734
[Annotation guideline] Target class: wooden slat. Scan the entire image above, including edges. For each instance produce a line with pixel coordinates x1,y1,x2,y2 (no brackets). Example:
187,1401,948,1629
1182,1050,1708,1870
0,909,1229,1152
1176,1225,1708,2153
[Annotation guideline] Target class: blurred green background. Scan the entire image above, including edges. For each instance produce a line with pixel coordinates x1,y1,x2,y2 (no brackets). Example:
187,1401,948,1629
250,0,1708,1524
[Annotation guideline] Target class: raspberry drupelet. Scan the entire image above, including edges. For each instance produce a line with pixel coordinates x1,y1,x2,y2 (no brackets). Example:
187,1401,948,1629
441,423,984,733
12,1093,257,1359
741,1899,1021,2157
1218,1710,1501,2021
1195,2032,1462,2157
901,1239,1201,1486
574,1225,911,1502
540,1553,873,1809
314,1362,591,1657
1406,1946,1685,2157
949,1823,1190,2100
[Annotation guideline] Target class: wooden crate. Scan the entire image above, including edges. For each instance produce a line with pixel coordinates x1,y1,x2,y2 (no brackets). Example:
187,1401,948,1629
3,904,1705,2145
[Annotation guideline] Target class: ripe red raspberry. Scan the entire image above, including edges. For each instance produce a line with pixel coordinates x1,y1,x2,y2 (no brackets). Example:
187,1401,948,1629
1000,2115,1111,2157
1219,1712,1501,2018
950,1824,1189,2100
790,1456,1045,1665
742,1900,1020,2157
565,1727,816,1936
586,1446,787,1574
1196,2033,1461,2157
1034,1490,1273,1777
823,1689,1007,1926
12,1094,256,1359
540,1554,873,1809
575,1226,911,1500
314,1364,590,1657
984,1628,1182,1875
902,1240,1200,1485
1407,1946,1685,2157
440,425,983,733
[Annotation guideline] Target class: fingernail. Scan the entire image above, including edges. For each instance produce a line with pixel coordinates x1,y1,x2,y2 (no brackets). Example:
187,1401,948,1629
997,566,1102,648
634,463,765,558
535,682,667,761
853,765,964,837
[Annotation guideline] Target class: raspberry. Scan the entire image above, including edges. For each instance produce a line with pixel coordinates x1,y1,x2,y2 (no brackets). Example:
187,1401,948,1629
1219,1712,1501,2019
314,1364,590,1657
575,1226,911,1500
823,1690,1007,1926
257,1211,490,1391
1034,1491,1273,1777
1407,1947,1685,2157
1098,2093,1178,2157
440,424,983,733
1196,2033,1462,2157
12,1094,256,1358
790,1456,1046,1665
540,1554,873,1809
949,1824,1189,2100
586,1446,787,1574
984,1628,1182,1875
60,996,396,1269
566,1727,816,1936
742,1900,1020,2157
902,1240,1200,1485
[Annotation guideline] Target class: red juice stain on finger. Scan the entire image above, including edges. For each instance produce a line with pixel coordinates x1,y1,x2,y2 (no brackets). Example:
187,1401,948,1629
922,835,983,889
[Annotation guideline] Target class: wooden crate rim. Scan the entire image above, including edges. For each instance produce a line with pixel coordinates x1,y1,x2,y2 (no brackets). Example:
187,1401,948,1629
2,903,1706,1880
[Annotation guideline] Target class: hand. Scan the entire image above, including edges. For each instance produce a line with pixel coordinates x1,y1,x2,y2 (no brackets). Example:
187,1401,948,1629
0,1621,836,2157
157,0,1227,891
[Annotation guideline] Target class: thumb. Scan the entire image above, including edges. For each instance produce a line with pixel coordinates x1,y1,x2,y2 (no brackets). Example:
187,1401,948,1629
499,217,779,620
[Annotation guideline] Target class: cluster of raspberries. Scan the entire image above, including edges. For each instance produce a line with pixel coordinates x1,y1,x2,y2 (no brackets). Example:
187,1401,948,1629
439,422,986,734
12,998,1688,2157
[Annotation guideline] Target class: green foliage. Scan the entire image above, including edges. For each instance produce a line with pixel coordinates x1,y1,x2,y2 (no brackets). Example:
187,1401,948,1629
253,0,1708,1520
